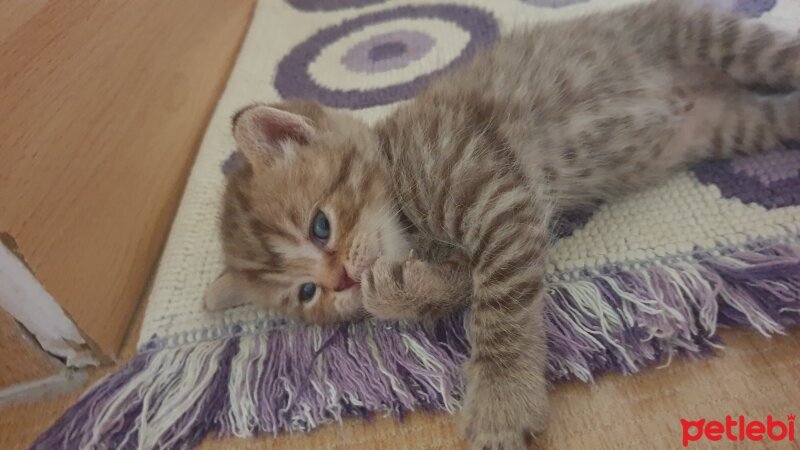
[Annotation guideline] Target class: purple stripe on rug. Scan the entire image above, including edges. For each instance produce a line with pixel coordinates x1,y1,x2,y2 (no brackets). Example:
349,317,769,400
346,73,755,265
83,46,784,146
33,241,800,449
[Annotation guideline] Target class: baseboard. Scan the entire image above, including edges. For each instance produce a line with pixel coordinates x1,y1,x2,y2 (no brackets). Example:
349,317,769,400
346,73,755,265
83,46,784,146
0,370,88,410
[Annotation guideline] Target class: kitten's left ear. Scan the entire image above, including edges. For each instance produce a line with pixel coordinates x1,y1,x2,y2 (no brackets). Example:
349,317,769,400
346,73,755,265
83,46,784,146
231,103,316,164
203,271,251,312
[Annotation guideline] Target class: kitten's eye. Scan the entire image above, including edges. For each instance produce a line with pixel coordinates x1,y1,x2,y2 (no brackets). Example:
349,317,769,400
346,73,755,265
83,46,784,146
311,210,330,242
298,282,317,302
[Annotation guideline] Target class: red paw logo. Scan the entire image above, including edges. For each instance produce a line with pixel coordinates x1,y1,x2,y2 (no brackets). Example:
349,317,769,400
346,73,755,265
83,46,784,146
681,414,796,447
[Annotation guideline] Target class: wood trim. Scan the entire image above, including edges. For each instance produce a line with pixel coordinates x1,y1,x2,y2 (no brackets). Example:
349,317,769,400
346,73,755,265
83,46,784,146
0,0,256,357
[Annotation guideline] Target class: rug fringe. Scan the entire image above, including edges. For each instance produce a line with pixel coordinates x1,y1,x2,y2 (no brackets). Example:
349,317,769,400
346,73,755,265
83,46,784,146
32,242,800,449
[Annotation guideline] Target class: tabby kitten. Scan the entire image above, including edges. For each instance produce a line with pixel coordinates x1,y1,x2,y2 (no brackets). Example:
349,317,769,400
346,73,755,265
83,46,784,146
206,1,800,448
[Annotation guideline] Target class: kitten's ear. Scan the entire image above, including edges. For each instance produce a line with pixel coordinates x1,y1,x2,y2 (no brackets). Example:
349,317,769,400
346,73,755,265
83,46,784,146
203,271,251,312
232,103,316,163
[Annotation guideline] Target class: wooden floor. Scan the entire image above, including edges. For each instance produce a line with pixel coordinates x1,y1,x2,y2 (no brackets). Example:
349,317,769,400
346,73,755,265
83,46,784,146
1,296,797,449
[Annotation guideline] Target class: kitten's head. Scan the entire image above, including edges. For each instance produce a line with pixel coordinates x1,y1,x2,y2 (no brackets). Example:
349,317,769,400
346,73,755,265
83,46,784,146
204,101,409,323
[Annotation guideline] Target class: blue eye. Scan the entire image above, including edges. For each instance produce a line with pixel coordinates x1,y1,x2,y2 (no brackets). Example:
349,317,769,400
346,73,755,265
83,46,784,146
299,282,316,302
311,210,330,242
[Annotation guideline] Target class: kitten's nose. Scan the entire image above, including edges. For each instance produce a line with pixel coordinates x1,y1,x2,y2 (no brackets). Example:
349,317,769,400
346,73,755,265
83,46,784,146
335,270,358,291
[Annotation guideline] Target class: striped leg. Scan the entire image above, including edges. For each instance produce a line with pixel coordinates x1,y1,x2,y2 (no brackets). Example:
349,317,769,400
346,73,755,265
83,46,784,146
711,92,800,158
671,3,800,90
682,91,800,162
456,183,552,450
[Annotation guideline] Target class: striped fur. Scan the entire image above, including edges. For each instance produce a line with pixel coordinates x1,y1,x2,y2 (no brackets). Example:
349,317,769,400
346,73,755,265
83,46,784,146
211,1,800,448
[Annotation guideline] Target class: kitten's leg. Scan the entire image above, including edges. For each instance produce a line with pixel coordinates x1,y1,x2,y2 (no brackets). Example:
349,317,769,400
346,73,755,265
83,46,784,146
670,91,800,163
361,257,471,320
455,188,552,450
709,92,800,157
664,3,800,90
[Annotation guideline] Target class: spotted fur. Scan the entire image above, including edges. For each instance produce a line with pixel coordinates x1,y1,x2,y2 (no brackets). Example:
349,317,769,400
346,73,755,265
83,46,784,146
208,1,800,448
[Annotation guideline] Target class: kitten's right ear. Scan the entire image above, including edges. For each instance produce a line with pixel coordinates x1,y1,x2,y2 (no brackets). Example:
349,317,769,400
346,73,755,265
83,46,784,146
203,271,251,312
231,103,315,164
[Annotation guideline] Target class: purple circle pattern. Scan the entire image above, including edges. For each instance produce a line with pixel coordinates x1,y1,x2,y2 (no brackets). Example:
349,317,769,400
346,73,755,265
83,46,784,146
553,205,599,239
692,146,800,209
699,0,777,17
275,5,499,109
734,0,777,17
522,0,590,8
371,42,406,61
286,0,386,12
341,30,436,74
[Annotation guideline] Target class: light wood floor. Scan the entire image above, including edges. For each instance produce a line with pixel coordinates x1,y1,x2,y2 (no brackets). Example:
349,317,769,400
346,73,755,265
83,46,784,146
1,296,797,449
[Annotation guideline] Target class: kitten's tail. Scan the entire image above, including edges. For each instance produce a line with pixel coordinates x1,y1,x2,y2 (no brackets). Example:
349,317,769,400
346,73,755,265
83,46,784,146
632,0,800,90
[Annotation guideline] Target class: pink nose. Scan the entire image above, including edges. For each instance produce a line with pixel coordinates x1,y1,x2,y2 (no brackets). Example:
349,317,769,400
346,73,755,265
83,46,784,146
335,271,358,291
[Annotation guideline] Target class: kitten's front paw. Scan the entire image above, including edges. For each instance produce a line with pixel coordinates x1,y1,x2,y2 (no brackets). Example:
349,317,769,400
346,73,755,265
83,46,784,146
361,256,448,320
360,257,412,320
460,364,550,450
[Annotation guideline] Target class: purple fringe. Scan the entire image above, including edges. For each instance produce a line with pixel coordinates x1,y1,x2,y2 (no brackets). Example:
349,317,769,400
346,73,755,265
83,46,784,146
32,242,800,450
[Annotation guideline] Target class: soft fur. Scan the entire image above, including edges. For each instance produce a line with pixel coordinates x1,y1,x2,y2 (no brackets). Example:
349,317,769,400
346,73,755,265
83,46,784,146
207,1,800,448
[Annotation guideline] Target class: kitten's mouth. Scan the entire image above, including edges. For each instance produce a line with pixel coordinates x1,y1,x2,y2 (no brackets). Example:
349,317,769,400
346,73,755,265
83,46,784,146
335,271,359,291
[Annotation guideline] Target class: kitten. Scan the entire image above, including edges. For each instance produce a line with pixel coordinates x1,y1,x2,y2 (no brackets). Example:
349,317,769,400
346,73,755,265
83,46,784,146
206,1,800,448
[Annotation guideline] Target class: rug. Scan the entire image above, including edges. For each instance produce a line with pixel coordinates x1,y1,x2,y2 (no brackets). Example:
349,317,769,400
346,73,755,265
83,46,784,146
35,0,800,448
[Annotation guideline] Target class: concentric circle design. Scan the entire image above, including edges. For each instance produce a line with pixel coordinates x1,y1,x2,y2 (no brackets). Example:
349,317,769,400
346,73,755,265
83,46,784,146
275,5,499,109
733,0,777,18
522,0,590,9
699,0,777,17
286,0,386,12
553,206,598,239
692,148,800,209
341,30,435,74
